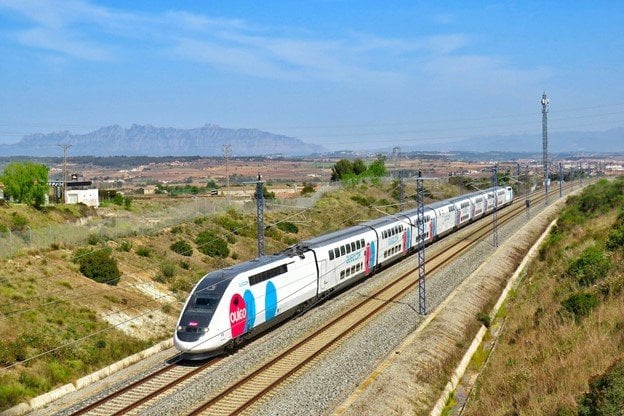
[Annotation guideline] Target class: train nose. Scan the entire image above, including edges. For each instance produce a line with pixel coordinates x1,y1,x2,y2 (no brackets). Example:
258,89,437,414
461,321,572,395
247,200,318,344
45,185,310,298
176,324,209,343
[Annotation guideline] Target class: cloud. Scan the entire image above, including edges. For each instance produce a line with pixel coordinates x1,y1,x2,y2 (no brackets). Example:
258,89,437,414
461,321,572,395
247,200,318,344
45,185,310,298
16,27,113,61
0,0,548,88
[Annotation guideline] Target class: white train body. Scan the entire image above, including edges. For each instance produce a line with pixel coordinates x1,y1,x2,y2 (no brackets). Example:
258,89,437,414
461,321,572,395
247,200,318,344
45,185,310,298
174,186,513,356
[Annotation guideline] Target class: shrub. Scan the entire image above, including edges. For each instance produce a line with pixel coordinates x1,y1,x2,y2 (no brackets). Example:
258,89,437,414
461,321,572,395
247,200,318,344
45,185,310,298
11,213,28,231
567,245,611,286
112,194,124,206
351,195,374,207
606,224,624,251
578,358,624,415
87,233,100,246
170,240,193,256
179,260,190,270
195,231,229,258
160,262,176,279
561,292,599,321
276,221,299,234
476,311,491,328
73,248,121,285
300,182,316,196
155,262,176,283
135,246,152,257
118,240,132,252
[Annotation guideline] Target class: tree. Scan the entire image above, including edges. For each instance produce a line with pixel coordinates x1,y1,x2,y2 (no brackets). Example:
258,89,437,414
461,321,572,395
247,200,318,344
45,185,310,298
331,159,354,181
0,162,50,207
367,154,387,177
352,159,367,175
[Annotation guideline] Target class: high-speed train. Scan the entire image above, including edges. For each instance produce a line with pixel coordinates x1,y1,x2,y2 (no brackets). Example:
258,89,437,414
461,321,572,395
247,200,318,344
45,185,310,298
174,186,514,357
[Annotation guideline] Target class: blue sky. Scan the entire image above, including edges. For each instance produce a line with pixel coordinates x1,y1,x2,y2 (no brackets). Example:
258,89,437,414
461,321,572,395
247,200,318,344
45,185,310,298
0,0,622,151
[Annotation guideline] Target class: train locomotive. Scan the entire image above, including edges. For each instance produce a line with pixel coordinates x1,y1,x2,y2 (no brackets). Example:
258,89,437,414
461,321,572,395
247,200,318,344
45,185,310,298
174,186,513,357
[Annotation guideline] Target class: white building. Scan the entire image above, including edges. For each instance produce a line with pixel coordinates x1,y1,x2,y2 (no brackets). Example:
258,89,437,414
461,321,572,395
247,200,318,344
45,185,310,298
66,188,99,208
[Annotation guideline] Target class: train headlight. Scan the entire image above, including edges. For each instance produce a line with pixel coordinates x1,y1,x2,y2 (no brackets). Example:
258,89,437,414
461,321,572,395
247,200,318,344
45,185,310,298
177,325,183,331
201,327,209,333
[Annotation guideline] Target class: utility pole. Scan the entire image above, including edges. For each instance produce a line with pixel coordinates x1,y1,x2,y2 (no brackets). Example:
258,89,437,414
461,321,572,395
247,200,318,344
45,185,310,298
416,170,426,315
255,173,265,256
222,144,231,203
245,174,266,257
393,147,404,210
579,161,583,187
525,165,530,220
58,144,72,204
516,162,521,195
559,162,563,198
492,164,499,248
541,92,549,206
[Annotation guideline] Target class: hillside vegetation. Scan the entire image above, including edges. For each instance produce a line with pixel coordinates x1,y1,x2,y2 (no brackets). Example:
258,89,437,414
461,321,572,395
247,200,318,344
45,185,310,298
0,178,455,411
464,178,624,415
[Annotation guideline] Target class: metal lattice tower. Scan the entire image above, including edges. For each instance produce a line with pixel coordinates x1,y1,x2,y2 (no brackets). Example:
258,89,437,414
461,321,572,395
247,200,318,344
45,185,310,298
416,170,426,315
394,147,404,210
517,163,521,194
57,144,72,204
492,164,499,248
525,164,530,220
255,174,265,256
541,92,549,205
222,144,232,203
559,162,563,198
579,161,583,187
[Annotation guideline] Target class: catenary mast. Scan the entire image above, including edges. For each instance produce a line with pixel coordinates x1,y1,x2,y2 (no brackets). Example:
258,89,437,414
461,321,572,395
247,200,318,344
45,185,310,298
541,92,549,205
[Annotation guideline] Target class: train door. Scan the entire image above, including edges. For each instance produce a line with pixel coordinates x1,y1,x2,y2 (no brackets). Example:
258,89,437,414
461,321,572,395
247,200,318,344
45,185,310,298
317,259,333,293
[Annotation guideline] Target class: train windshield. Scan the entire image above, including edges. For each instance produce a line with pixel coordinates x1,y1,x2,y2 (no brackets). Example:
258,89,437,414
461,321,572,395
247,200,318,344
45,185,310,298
193,295,219,311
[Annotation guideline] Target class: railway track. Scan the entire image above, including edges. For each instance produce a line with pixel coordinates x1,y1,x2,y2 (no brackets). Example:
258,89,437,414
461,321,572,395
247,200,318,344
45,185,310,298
186,185,574,415
67,185,575,416
69,357,222,416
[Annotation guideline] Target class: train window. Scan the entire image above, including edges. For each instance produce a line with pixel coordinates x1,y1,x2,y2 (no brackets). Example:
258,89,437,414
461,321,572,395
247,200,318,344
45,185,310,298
346,244,351,254
340,246,346,256
194,296,217,310
334,248,340,258
356,263,361,271
361,239,365,247
356,240,361,250
329,250,334,260
249,264,288,286
345,268,350,277
340,270,345,279
351,266,356,274
351,242,356,251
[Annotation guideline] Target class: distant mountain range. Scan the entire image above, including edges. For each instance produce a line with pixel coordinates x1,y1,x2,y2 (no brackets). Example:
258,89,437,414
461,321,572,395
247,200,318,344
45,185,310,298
0,124,326,157
0,124,622,157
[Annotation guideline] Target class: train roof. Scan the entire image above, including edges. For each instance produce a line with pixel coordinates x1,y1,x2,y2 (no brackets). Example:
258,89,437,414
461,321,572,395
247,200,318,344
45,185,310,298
300,224,370,248
361,215,409,228
427,199,455,209
198,252,293,287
